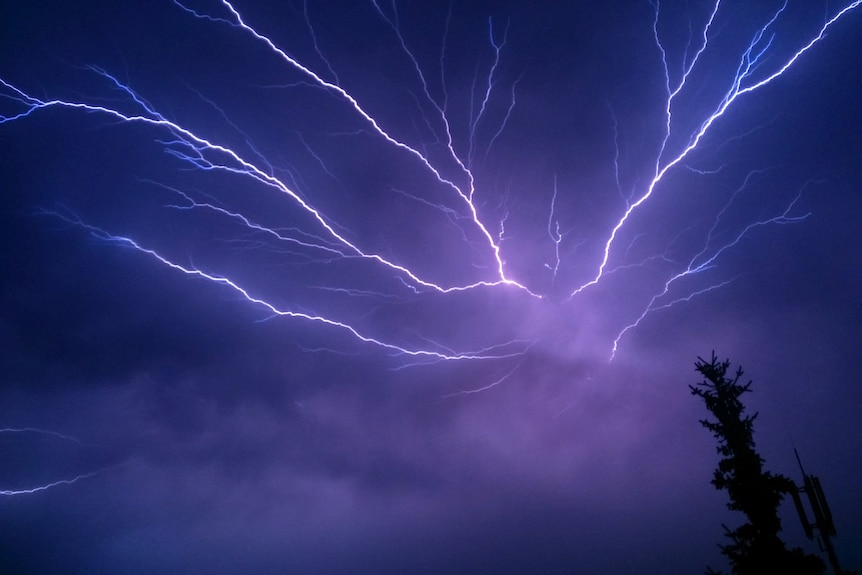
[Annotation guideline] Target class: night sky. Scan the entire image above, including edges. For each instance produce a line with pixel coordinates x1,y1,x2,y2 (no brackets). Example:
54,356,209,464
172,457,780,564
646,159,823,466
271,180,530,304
2,1,861,574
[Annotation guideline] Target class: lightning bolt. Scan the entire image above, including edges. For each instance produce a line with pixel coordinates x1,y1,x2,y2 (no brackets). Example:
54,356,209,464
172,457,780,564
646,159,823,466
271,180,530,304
545,179,563,282
609,174,817,359
1,0,858,376
40,207,527,363
0,428,117,496
175,0,533,295
572,0,861,298
1,472,105,497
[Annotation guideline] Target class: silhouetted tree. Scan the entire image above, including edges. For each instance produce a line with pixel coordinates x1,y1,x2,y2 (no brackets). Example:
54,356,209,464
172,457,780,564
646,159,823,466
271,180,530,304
691,353,825,575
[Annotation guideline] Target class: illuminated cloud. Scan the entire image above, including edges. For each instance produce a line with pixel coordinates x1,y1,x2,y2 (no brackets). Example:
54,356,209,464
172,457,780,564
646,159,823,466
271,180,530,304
1,1,860,573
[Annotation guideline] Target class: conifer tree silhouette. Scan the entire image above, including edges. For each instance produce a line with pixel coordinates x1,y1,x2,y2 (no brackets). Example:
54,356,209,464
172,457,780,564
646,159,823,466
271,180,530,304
691,353,825,575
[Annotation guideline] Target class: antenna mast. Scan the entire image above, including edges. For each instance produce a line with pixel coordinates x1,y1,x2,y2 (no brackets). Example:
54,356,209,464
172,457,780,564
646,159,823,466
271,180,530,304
790,449,844,574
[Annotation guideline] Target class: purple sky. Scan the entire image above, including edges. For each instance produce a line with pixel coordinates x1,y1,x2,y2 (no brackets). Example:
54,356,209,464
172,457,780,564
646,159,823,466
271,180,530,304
2,1,861,573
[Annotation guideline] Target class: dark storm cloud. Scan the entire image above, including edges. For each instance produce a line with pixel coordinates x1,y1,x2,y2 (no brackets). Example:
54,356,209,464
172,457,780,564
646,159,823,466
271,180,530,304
2,1,861,574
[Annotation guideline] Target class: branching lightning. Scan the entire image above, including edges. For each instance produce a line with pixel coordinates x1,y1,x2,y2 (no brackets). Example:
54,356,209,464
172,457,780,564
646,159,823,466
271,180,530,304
1,0,859,382
1,472,104,497
41,207,526,363
572,0,861,298
0,428,110,496
610,173,815,359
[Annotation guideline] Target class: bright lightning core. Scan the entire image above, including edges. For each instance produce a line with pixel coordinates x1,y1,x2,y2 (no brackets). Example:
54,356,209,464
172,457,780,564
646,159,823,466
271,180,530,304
2,0,859,372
